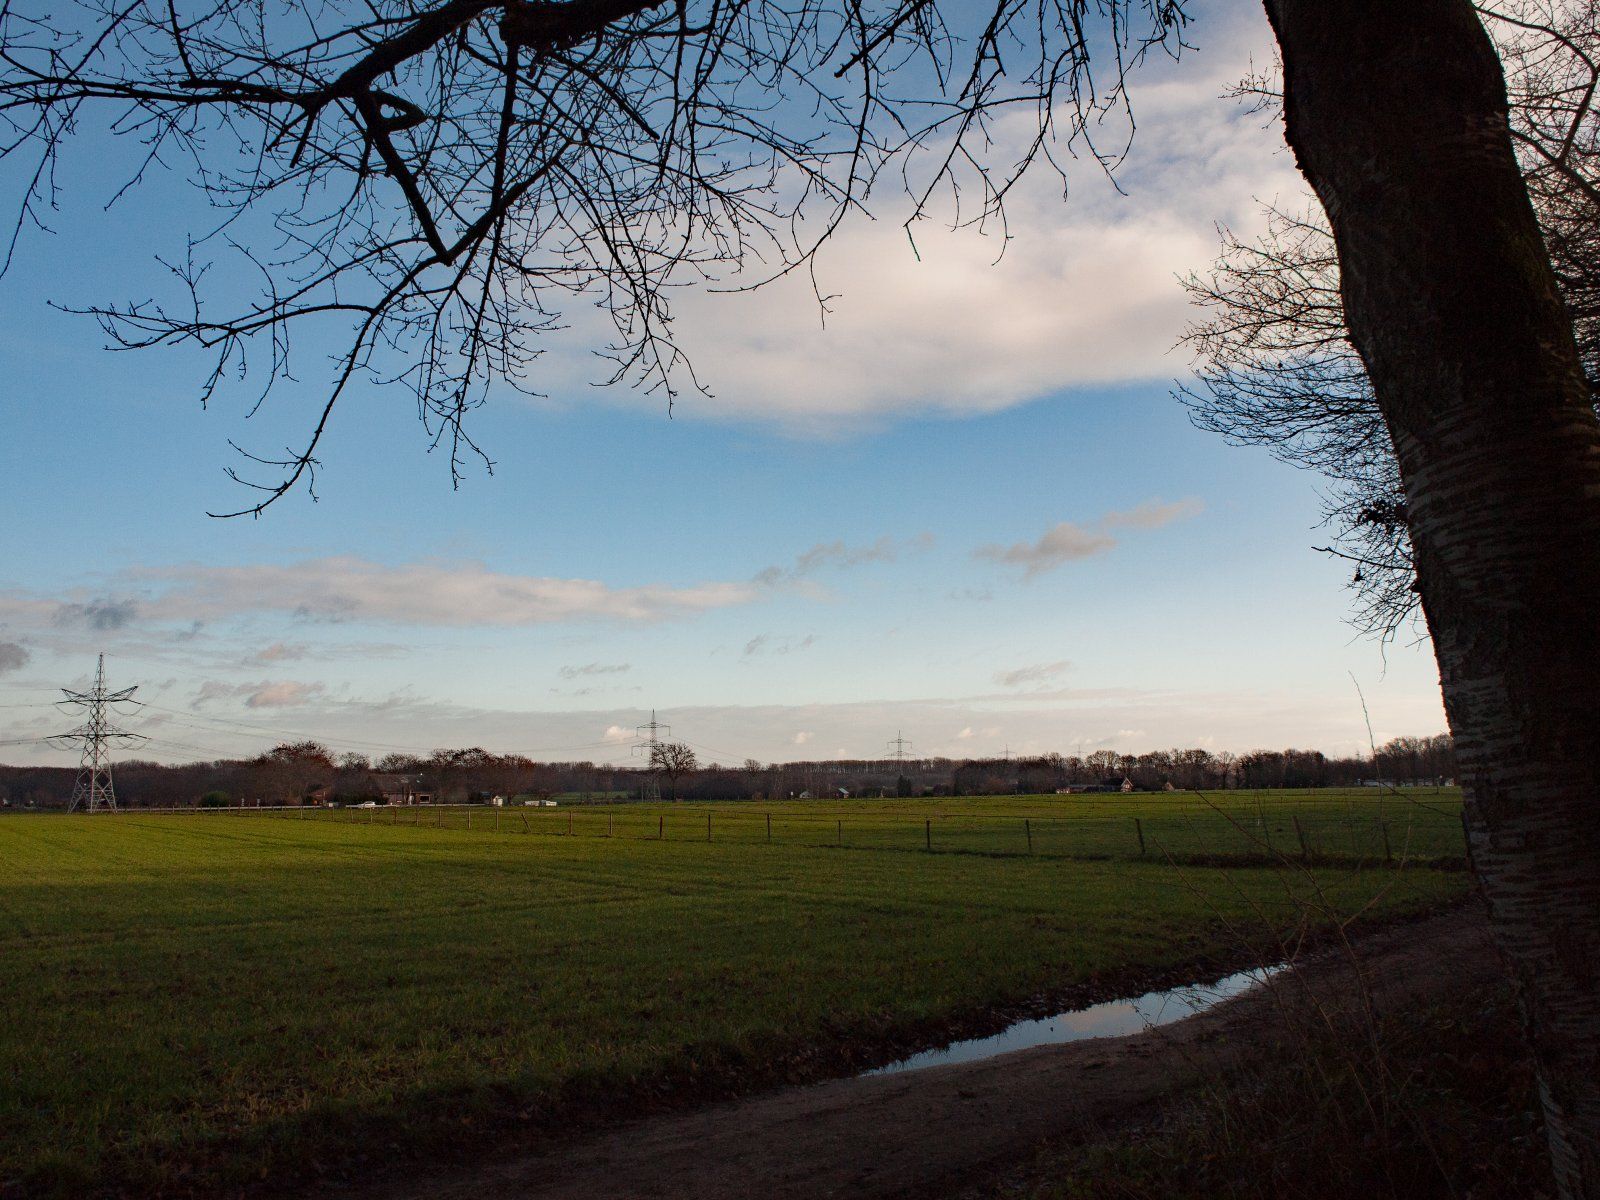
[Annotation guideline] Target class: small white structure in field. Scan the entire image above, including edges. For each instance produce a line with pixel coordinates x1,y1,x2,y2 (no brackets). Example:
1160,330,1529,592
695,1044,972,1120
489,795,505,807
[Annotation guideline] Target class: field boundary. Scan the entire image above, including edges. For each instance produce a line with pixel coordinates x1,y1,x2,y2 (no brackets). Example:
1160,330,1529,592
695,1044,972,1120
79,796,1469,869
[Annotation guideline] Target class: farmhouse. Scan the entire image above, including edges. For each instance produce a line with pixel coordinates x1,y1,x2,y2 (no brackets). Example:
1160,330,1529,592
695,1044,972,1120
1057,777,1136,794
371,774,434,805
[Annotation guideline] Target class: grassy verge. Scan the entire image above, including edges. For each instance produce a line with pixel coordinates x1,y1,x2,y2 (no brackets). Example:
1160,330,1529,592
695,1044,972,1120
1,806,1466,1197
967,980,1550,1200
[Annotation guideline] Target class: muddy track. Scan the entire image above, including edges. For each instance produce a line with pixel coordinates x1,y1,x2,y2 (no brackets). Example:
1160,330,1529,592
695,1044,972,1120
325,905,1498,1200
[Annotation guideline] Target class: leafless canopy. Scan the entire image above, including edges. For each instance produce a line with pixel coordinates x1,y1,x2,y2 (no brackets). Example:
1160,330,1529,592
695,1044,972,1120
0,0,1188,513
1178,0,1600,639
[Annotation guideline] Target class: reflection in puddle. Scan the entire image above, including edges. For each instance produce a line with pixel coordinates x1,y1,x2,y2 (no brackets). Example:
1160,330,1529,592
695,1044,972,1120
865,963,1288,1077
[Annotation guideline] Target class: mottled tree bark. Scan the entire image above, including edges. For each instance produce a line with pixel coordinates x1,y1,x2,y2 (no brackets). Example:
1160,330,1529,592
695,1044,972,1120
1262,1,1600,1194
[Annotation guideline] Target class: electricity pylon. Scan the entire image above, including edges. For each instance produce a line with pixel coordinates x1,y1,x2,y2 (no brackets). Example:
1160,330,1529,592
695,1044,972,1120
632,710,670,801
51,655,144,812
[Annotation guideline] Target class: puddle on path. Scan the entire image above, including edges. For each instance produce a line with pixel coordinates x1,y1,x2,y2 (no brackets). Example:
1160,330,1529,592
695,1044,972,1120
865,962,1289,1077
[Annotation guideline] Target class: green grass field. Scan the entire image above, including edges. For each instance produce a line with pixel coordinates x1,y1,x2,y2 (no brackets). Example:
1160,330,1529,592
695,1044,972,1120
336,787,1467,863
0,790,1467,1197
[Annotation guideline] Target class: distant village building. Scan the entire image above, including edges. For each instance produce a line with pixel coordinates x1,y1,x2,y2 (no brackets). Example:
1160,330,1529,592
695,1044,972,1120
1056,777,1135,795
372,774,434,805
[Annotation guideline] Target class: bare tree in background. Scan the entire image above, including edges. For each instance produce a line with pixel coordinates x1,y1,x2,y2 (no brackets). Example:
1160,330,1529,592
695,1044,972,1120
649,740,696,800
1180,0,1600,639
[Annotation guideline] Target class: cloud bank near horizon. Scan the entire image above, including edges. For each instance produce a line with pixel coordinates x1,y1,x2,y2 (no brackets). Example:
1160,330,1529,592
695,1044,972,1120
51,684,1449,771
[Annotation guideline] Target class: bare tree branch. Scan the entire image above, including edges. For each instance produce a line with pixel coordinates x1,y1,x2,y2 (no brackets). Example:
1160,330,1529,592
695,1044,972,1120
0,0,1189,513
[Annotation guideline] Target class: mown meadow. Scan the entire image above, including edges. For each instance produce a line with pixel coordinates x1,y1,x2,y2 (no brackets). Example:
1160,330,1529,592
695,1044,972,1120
0,789,1466,1197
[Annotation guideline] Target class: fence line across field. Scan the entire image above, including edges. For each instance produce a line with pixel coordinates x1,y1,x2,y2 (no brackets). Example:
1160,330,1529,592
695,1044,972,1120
203,801,1467,865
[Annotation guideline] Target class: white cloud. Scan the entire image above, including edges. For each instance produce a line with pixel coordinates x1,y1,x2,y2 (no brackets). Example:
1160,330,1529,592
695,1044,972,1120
541,10,1301,433
53,598,138,630
947,725,1005,751
121,557,759,627
193,679,326,708
1101,498,1205,530
559,662,631,679
0,671,1447,769
755,534,932,587
977,523,1116,575
994,660,1072,689
254,642,309,663
977,499,1202,577
743,633,816,659
192,681,238,707
244,681,326,709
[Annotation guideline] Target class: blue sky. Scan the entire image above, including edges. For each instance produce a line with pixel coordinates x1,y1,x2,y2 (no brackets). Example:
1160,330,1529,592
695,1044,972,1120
0,0,1448,767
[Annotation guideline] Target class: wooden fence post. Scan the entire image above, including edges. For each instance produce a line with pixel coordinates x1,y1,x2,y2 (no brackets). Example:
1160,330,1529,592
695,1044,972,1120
707,813,712,843
495,808,500,833
925,819,931,852
836,818,842,847
1381,820,1393,863
1025,818,1032,854
608,813,614,838
520,811,529,833
466,809,472,832
568,811,573,836
766,812,771,843
1293,814,1309,861
659,814,664,840
1134,818,1146,857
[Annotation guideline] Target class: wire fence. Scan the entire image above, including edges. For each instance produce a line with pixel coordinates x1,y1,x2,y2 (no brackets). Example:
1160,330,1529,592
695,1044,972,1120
132,797,1470,866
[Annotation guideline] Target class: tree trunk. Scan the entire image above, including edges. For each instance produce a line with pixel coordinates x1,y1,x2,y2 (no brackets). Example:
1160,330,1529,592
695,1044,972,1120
1262,2,1600,1193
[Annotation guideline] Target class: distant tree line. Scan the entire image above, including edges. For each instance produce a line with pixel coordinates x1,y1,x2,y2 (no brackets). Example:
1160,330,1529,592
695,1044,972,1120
0,735,1454,810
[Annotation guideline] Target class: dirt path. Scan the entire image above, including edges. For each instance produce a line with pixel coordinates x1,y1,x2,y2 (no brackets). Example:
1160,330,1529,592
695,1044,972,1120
337,906,1497,1200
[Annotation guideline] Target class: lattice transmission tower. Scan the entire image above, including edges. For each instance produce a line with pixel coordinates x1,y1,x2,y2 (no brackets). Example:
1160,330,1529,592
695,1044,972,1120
885,730,915,763
632,709,670,802
51,655,144,812
880,730,916,779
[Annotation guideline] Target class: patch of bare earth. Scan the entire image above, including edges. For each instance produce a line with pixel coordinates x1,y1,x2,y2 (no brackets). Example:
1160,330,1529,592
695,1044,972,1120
324,905,1498,1200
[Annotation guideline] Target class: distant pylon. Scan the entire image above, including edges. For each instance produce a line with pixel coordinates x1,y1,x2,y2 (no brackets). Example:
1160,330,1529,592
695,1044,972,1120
633,709,670,802
51,655,144,812
886,730,914,762
636,709,670,752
